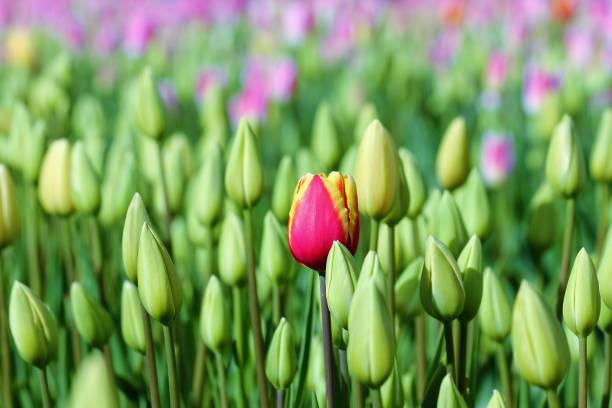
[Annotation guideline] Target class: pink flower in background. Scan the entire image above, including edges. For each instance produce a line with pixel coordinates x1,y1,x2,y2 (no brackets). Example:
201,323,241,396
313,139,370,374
522,68,560,115
322,10,356,62
229,84,268,126
564,28,593,69
123,11,157,55
480,132,515,186
429,30,461,70
266,58,297,102
283,1,314,46
196,67,227,103
486,51,508,89
158,79,177,112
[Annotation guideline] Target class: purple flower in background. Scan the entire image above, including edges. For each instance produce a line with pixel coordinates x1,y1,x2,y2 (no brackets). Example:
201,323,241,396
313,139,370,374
123,11,157,55
485,51,508,89
564,28,593,69
480,132,515,186
429,30,461,70
266,58,297,102
158,79,178,112
522,68,560,115
229,84,268,126
283,1,314,46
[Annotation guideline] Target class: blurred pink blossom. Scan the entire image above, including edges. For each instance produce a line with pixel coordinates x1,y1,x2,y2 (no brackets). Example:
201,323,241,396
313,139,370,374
480,132,515,186
522,68,560,115
266,58,297,102
283,1,314,46
196,67,227,103
485,51,508,89
123,11,157,55
564,28,593,69
229,84,268,126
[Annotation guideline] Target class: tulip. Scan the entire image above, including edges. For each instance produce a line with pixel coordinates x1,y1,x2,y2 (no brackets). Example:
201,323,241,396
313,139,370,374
430,191,468,256
437,373,467,408
589,108,612,182
311,102,341,169
288,172,359,271
68,351,119,408
22,120,47,183
159,134,191,213
382,166,410,226
217,212,247,286
120,281,145,353
137,222,182,325
200,276,231,352
6,27,37,70
134,66,165,139
480,132,515,187
99,149,140,226
563,249,600,337
395,257,423,319
356,251,387,301
9,282,58,367
70,283,113,347
479,268,511,342
597,300,612,334
170,217,191,267
381,364,405,408
399,148,426,218
122,193,150,283
38,139,74,215
260,212,290,284
354,120,399,219
457,235,483,322
224,118,263,208
44,52,71,88
72,95,106,140
325,241,357,328
454,169,491,239
600,226,612,308
265,318,297,390
28,77,70,120
512,281,570,389
545,115,585,198
339,146,357,176
353,103,378,142
486,390,507,408
527,183,557,253
436,117,469,190
0,164,21,248
394,217,426,271
272,155,297,223
191,143,223,226
70,141,101,214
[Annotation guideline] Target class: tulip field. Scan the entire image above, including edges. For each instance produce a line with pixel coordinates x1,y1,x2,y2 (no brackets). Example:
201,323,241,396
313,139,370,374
1,0,612,407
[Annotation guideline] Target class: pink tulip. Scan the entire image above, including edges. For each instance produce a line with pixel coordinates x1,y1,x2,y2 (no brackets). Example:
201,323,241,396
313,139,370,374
480,132,515,186
522,68,560,115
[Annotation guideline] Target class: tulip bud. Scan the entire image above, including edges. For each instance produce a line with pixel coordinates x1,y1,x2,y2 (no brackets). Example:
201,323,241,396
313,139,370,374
512,281,570,389
265,317,297,390
486,390,507,408
134,67,165,139
394,217,426,271
122,193,150,282
347,278,395,387
217,212,247,286
399,148,426,218
590,108,612,182
193,143,224,225
72,95,106,140
354,103,378,142
260,212,290,284
457,235,483,322
170,216,191,267
288,172,359,271
325,241,357,329
44,52,71,89
120,281,145,353
9,282,58,367
22,120,47,183
330,315,347,349
479,268,511,342
70,283,113,347
354,120,399,219
224,119,264,208
99,149,140,226
28,77,70,120
158,134,191,213
436,117,469,190
70,141,101,214
272,155,297,223
6,27,37,70
437,373,467,408
563,248,600,337
545,115,585,198
137,222,183,324
200,276,231,352
564,325,596,362
383,166,411,226
527,183,557,252
38,139,74,215
381,364,405,408
311,102,341,169
68,351,119,408
600,226,612,308
186,205,211,247
420,236,465,321
395,257,423,320
0,164,21,248
356,251,387,301
454,169,491,239
597,300,612,334
430,191,468,256
423,189,442,230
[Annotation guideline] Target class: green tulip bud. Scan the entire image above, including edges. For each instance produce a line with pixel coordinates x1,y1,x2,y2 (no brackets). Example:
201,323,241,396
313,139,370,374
120,281,145,353
70,141,101,214
597,300,612,334
339,145,357,176
383,165,411,226
399,148,426,218
22,119,46,183
354,119,400,219
330,315,347,349
381,364,404,408
457,235,483,322
347,277,395,387
430,191,468,256
72,94,106,140
396,257,424,323
28,77,70,120
545,115,585,198
9,103,30,170
590,108,612,182
0,164,21,248
38,138,74,215
170,217,191,267
99,148,140,226
454,169,491,239
265,317,297,390
217,212,247,286
271,155,297,223
486,390,507,408
122,193,150,282
9,282,58,367
527,183,557,252
68,351,119,408
134,67,165,139
512,281,570,389
423,189,442,230
437,373,467,408
193,142,224,225
479,268,511,342
70,282,113,347
44,52,71,88
356,251,387,302
325,241,357,329
307,338,326,402
563,248,600,337
354,103,378,142
600,226,612,309
420,236,465,321
260,212,289,284
199,276,231,352
137,222,182,325
394,217,426,271
224,119,264,208
436,117,469,190
564,325,596,362
311,102,341,169
186,205,211,247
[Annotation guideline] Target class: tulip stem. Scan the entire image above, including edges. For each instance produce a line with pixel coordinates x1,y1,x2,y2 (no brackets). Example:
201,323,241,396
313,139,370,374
88,217,105,305
370,219,379,251
597,183,610,258
457,320,468,395
603,333,612,408
25,182,41,297
579,336,588,408
38,367,51,408
319,274,335,408
191,340,207,408
61,219,82,367
547,389,561,408
416,314,427,402
215,352,228,408
163,325,180,408
444,322,456,382
386,224,396,322
372,388,383,408
273,285,281,326
243,208,270,408
556,198,576,320
497,343,513,408
141,305,161,408
156,141,173,247
276,390,284,408
0,257,13,408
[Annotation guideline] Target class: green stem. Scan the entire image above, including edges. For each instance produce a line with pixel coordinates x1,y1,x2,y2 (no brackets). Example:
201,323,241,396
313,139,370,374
0,258,13,408
88,217,106,306
164,325,180,408
141,305,161,408
597,183,610,260
215,353,228,408
61,219,81,367
276,390,284,408
156,140,173,246
416,314,427,403
556,198,576,320
25,183,41,296
38,367,51,408
386,224,396,322
579,336,588,408
497,343,513,408
353,379,364,408
603,333,612,408
191,341,207,408
243,208,269,408
372,388,383,408
444,322,456,382
319,274,335,408
457,320,468,396
547,389,561,408
370,219,379,252
273,285,281,326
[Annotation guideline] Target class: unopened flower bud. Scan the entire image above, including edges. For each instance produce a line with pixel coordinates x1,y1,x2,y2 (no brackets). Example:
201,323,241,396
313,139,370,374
38,139,74,215
479,268,511,342
122,193,150,282
260,212,289,284
399,148,426,218
436,117,469,190
589,108,612,183
527,183,557,252
311,102,341,169
68,351,119,408
0,164,21,248
545,115,585,198
134,66,165,139
381,364,404,408
325,241,357,329
217,212,247,286
395,257,424,319
454,169,491,239
193,142,224,225
437,373,467,408
70,141,101,214
272,155,297,223
600,226,612,309
430,191,468,256
265,317,297,390
597,300,612,334
200,276,231,352
457,235,483,322
486,390,507,408
70,282,113,347
354,103,378,142
563,248,600,337
225,119,263,208
120,281,145,353
383,166,410,226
